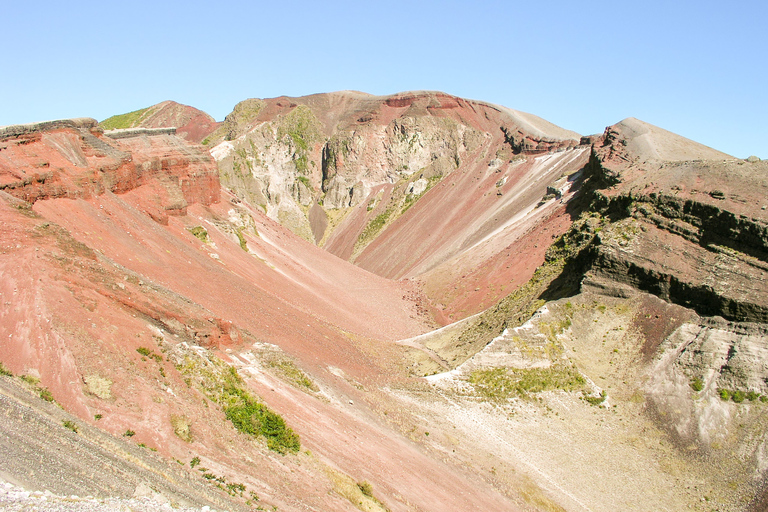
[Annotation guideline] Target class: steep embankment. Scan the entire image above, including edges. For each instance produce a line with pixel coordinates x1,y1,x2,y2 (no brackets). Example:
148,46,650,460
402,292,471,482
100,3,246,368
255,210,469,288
407,117,768,511
207,91,588,321
0,118,533,511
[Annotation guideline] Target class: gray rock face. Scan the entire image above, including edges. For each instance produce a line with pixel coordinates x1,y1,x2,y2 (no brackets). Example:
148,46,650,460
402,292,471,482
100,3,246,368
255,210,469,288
645,318,768,468
0,118,98,140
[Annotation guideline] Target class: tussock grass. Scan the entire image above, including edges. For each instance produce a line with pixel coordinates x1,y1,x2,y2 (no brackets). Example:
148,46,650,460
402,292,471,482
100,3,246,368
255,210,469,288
469,365,586,401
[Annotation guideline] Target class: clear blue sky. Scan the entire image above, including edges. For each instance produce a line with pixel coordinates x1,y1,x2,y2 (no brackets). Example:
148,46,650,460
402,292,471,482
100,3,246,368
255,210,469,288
2,0,765,158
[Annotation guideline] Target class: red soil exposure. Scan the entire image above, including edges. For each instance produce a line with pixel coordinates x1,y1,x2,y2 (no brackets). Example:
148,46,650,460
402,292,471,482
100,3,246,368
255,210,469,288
0,120,536,509
351,145,589,321
235,91,587,320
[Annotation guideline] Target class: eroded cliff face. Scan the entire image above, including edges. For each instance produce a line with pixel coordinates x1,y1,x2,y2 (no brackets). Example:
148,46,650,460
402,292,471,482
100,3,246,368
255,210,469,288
208,91,587,320
0,119,220,224
100,101,220,143
580,118,768,323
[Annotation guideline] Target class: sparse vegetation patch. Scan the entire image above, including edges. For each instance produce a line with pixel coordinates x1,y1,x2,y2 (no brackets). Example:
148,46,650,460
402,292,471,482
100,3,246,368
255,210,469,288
176,354,300,454
100,107,151,130
171,415,193,442
264,355,318,392
224,387,301,454
469,365,586,401
188,226,210,244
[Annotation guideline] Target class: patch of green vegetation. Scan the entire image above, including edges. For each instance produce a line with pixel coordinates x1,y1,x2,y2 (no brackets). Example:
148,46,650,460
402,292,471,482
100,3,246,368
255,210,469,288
171,415,193,443
583,391,607,406
294,154,309,174
401,175,441,214
177,356,300,454
690,378,704,392
123,429,136,437
224,387,301,454
469,365,586,401
355,208,392,252
0,362,12,376
236,228,248,251
717,387,764,404
39,388,54,402
277,105,322,175
20,374,40,385
188,226,210,244
296,175,312,189
62,420,78,433
94,414,103,420
265,356,318,392
100,107,151,130
190,456,201,468
137,347,163,363
219,98,266,142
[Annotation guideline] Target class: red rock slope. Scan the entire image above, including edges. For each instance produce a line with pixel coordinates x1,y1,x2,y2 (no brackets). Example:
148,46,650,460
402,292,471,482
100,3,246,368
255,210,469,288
207,91,589,321
0,119,528,511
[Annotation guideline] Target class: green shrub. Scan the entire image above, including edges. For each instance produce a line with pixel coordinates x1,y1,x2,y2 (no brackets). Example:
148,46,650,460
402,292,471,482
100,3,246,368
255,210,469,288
357,481,374,497
690,378,704,392
123,429,136,437
224,390,300,454
0,362,12,376
719,389,731,401
39,388,54,402
583,391,607,406
62,420,78,433
747,391,760,401
190,456,201,468
188,226,210,243
732,390,746,403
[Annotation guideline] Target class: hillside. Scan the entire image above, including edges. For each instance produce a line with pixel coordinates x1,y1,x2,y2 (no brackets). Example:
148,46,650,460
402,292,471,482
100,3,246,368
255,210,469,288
1,93,767,511
100,101,220,143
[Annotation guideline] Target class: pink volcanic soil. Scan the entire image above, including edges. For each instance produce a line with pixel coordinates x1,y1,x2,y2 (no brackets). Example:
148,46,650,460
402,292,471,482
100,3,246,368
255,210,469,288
0,125,530,509
250,90,587,321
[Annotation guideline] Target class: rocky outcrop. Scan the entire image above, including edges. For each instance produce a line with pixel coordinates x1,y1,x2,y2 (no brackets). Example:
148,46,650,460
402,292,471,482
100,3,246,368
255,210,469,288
0,118,99,140
105,127,177,138
209,90,584,260
0,119,219,223
570,119,768,324
100,101,220,143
